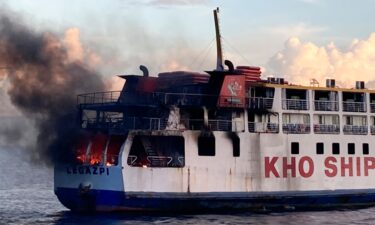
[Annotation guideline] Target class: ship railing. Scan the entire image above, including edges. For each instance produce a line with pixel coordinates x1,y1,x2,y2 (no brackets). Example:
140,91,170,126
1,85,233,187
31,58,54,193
83,117,168,131
282,123,311,134
180,119,205,130
282,99,309,110
127,155,185,167
208,119,232,131
314,100,339,111
248,122,279,133
77,91,121,105
147,156,173,167
177,157,185,165
127,155,138,166
371,126,375,134
83,117,238,132
126,92,216,106
343,125,368,135
83,117,124,130
313,124,340,134
342,101,366,112
180,119,234,131
162,92,217,106
370,103,375,113
246,97,274,109
123,117,169,130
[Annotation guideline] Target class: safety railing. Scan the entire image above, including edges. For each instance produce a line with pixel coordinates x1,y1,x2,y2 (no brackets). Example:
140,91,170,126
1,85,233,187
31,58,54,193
83,117,239,132
313,124,340,134
182,119,243,131
343,125,368,135
147,156,173,167
314,101,339,111
207,119,232,131
77,91,278,109
282,123,311,134
342,101,366,112
247,97,274,109
371,103,375,113
77,91,121,105
127,155,185,167
282,99,309,110
248,122,279,133
127,155,138,166
83,117,168,131
371,126,375,135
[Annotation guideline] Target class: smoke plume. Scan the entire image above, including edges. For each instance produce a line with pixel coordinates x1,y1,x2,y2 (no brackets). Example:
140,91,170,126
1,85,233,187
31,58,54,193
0,11,104,164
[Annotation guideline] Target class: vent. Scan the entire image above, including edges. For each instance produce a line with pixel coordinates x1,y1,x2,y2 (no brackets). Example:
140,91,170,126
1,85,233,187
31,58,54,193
267,77,276,83
356,81,365,89
276,78,284,84
268,77,285,84
326,79,335,88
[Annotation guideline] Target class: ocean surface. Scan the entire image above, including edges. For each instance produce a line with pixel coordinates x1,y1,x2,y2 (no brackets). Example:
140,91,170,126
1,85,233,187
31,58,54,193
2,148,375,225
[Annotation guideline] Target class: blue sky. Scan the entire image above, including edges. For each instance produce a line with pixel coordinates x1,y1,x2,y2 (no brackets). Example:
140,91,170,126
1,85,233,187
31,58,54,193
1,0,375,79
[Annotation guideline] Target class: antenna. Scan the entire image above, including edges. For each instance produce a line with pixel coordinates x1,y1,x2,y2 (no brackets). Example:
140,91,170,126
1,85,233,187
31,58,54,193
213,7,223,71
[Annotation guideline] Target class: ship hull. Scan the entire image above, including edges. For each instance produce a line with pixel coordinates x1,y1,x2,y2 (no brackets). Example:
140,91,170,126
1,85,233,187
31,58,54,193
55,187,375,212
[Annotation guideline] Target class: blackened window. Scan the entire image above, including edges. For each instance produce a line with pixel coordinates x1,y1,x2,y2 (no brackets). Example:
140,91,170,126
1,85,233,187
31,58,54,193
348,143,355,154
198,136,215,156
291,142,299,154
332,143,340,155
128,135,185,168
316,142,324,154
363,143,369,155
232,135,240,157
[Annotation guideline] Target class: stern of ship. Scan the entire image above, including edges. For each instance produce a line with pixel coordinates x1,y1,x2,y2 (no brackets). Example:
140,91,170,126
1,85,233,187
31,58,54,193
54,133,127,212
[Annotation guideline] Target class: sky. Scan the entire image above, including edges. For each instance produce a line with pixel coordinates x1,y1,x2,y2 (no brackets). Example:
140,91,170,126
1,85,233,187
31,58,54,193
1,0,375,87
0,0,375,160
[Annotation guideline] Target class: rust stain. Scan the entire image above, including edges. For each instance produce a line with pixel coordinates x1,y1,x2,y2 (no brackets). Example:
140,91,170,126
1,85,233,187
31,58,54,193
187,168,190,193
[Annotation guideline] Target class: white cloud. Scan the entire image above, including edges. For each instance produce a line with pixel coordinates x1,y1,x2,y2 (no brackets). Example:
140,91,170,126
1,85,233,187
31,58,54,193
267,33,375,88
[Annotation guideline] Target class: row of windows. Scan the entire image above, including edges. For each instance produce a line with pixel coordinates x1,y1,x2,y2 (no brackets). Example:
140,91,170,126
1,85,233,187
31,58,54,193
197,137,371,157
291,142,370,155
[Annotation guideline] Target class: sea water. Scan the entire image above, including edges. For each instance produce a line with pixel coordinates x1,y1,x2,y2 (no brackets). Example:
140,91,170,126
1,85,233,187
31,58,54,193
1,148,375,225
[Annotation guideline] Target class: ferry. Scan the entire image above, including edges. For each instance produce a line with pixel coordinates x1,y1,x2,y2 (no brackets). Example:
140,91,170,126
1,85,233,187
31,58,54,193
54,9,375,212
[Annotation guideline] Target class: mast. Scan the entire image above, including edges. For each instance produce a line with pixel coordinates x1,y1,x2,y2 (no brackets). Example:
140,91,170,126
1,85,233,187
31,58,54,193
213,7,224,71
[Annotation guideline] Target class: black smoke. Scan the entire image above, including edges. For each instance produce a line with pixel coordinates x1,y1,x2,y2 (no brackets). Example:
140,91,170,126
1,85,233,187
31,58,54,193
0,11,104,164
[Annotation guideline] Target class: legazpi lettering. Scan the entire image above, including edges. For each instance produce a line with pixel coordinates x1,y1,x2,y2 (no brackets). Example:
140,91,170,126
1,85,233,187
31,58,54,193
66,166,110,176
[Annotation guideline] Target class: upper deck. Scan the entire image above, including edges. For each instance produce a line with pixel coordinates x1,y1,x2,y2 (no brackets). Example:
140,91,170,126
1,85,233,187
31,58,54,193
76,63,375,136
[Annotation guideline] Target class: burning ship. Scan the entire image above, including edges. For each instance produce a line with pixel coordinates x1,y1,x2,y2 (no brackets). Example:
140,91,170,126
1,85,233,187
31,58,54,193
54,9,375,212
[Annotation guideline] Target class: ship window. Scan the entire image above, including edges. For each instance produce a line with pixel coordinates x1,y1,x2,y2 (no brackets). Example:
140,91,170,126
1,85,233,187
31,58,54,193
332,143,340,155
106,135,126,166
346,116,353,125
198,135,215,156
291,142,299,154
232,134,240,157
348,143,355,155
316,142,324,154
363,143,369,155
87,133,108,165
127,135,185,168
